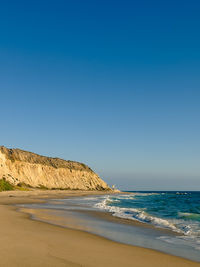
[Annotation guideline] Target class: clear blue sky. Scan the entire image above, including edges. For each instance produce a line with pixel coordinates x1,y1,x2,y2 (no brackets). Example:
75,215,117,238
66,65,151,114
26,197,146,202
0,0,200,190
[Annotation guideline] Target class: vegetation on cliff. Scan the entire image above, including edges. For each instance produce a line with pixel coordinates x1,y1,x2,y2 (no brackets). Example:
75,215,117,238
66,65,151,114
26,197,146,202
0,178,14,191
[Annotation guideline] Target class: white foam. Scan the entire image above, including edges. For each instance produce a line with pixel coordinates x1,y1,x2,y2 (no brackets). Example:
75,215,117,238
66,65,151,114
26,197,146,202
94,196,181,233
93,194,200,250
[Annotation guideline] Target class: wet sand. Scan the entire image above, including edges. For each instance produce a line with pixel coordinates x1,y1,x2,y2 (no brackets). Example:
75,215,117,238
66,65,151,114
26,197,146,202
0,190,199,267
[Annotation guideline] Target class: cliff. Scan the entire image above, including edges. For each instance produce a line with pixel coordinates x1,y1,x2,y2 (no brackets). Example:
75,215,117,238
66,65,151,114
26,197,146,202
0,146,110,191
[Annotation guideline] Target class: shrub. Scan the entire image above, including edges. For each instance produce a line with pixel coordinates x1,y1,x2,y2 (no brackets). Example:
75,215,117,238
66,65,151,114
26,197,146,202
0,179,14,191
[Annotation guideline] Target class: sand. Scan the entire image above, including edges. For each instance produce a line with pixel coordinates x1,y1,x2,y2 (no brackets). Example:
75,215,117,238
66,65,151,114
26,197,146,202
0,190,199,267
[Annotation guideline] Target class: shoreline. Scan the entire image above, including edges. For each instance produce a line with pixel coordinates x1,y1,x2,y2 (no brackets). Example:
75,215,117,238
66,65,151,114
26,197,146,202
19,194,200,262
0,190,199,267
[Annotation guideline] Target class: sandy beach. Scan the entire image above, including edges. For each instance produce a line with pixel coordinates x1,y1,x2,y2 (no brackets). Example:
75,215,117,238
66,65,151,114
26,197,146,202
0,190,199,267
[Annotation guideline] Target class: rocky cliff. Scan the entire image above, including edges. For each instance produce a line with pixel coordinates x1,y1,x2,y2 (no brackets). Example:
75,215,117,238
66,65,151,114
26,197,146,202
0,146,110,191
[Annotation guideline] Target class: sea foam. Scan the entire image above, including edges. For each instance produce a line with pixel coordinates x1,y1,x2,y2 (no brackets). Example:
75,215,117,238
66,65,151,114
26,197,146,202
94,196,181,233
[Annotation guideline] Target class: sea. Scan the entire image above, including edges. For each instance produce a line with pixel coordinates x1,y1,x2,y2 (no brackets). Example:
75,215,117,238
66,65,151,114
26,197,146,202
19,191,200,262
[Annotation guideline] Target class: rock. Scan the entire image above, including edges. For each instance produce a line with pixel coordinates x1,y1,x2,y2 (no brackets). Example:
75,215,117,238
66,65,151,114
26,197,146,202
0,146,110,191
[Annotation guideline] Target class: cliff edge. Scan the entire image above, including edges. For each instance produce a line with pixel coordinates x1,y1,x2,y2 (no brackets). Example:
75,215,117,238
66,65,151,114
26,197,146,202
0,146,110,191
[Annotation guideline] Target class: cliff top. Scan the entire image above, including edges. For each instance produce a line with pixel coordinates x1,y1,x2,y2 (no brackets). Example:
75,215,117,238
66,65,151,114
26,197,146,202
0,146,93,172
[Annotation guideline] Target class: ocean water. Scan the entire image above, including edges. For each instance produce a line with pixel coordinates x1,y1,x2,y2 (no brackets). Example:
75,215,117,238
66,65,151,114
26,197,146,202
96,192,200,247
19,191,200,262
95,192,200,238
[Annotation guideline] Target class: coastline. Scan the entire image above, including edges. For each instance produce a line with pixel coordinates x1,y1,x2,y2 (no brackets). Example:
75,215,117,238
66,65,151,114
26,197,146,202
0,190,199,267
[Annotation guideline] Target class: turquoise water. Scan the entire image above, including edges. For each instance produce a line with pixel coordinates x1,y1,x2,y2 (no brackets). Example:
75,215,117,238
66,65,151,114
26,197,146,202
96,192,200,237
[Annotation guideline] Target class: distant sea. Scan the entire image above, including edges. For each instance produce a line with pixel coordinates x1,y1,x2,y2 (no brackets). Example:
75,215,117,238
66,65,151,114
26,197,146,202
20,191,200,262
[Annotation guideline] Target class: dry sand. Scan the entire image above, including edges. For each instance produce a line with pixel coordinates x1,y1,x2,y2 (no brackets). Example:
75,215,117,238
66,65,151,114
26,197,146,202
0,190,199,267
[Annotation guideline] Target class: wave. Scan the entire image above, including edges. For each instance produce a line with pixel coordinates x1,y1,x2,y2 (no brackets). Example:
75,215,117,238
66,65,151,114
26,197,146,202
94,196,181,233
178,212,200,221
92,192,200,245
108,193,159,201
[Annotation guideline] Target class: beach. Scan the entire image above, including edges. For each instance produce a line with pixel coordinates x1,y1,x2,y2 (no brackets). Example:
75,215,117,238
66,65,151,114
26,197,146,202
0,190,199,267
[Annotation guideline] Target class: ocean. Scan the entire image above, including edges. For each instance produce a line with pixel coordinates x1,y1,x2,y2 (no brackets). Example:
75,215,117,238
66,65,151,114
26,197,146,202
19,191,200,262
96,191,200,237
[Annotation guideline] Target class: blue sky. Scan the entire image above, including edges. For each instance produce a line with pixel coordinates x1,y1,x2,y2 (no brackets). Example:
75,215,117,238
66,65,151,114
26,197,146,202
0,0,200,190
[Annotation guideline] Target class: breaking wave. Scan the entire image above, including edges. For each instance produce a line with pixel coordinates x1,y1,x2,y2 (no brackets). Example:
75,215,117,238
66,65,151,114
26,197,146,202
95,196,181,233
94,192,200,241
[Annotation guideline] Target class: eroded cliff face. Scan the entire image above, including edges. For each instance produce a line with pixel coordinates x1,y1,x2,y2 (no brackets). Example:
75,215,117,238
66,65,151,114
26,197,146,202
0,146,110,191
